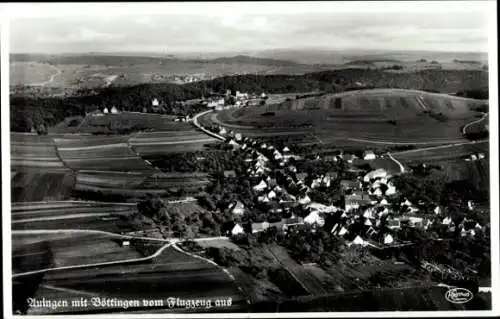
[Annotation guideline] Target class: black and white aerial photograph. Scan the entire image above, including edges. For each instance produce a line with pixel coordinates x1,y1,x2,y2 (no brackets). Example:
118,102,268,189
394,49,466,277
2,1,498,317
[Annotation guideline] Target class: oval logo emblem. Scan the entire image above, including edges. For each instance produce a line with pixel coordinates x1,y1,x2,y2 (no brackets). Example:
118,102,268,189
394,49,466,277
445,288,473,304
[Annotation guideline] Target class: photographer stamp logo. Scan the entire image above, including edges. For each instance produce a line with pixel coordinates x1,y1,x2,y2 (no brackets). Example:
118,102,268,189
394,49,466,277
445,288,474,304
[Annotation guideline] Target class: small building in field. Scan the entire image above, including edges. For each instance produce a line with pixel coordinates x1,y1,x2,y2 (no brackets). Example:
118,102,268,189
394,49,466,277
110,106,119,114
121,240,130,247
103,107,109,114
152,98,160,107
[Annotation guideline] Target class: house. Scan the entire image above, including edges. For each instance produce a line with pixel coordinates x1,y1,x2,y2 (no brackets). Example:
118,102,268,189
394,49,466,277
363,150,377,160
442,216,453,225
219,127,227,135
304,211,325,226
229,139,239,147
110,106,119,114
387,218,401,230
261,92,267,98
379,198,389,206
383,234,394,245
298,194,311,205
351,235,367,246
258,195,270,203
364,218,373,226
385,182,397,196
231,224,245,236
103,107,109,114
434,205,442,215
253,180,268,192
152,98,160,106
235,133,243,141
338,226,349,236
408,216,424,228
345,193,368,212
230,201,245,215
283,146,290,153
122,240,130,247
252,221,270,233
267,190,277,199
363,207,376,219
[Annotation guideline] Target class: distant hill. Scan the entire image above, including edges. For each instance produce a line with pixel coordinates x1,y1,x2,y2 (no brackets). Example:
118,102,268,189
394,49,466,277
209,55,300,67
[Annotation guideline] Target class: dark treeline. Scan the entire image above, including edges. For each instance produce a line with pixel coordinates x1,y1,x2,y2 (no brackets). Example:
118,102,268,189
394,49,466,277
11,68,489,132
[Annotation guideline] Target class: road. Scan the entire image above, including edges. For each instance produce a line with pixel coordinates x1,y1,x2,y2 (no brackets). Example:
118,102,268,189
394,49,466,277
28,65,62,87
462,112,488,135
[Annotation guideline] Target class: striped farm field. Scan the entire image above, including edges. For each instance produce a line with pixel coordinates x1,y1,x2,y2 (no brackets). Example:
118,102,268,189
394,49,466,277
10,133,66,169
11,201,137,232
53,137,153,172
130,130,217,156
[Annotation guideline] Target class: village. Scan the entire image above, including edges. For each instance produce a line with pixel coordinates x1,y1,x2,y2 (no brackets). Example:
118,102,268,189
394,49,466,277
198,113,487,253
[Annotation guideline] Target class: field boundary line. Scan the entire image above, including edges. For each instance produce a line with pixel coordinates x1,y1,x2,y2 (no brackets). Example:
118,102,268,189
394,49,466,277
13,238,176,278
390,140,488,156
12,229,170,242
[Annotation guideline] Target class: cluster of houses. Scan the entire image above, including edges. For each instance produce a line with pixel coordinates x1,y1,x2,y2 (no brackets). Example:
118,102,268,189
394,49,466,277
202,90,268,110
201,118,488,250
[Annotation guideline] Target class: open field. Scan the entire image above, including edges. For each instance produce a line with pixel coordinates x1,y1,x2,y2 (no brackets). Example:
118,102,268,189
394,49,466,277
208,89,486,145
17,245,246,314
12,232,144,273
391,141,488,163
11,169,75,202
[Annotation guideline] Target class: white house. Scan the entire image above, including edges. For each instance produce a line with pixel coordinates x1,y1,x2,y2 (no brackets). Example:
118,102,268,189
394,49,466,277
434,205,442,215
363,150,377,160
103,107,109,114
442,216,453,225
231,201,245,215
229,139,239,147
257,195,270,203
283,146,290,153
267,190,277,199
364,218,373,226
383,234,394,245
110,106,118,114
475,223,482,230
152,98,160,107
379,198,389,206
478,153,485,159
385,182,397,196
235,133,243,141
253,180,268,192
231,224,245,236
219,127,227,135
338,227,348,236
373,188,383,197
261,92,267,98
122,240,130,247
304,211,325,226
351,235,367,246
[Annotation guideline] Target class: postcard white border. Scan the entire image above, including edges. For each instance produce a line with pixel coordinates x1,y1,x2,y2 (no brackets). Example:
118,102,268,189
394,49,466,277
1,1,499,318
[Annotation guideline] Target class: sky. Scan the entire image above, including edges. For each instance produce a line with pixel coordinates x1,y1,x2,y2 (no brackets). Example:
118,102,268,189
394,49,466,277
5,1,494,54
